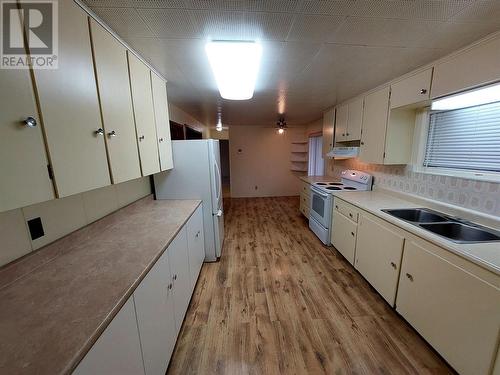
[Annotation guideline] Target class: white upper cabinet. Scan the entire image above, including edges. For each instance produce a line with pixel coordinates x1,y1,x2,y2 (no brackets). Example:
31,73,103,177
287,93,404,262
334,104,348,142
346,97,363,141
322,108,335,156
359,86,390,164
0,62,54,212
432,35,500,98
89,20,141,184
128,52,161,176
150,72,174,171
390,68,433,108
30,1,110,198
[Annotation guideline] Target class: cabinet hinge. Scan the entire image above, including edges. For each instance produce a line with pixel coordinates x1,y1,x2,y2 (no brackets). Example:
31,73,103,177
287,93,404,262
47,164,54,180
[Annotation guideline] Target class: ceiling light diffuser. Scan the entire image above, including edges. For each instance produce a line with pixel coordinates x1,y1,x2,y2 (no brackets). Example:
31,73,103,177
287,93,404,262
431,83,500,111
205,41,262,100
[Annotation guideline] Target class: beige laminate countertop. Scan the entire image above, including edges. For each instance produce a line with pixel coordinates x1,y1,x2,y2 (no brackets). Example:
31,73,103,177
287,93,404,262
0,196,201,375
331,190,500,276
299,175,340,184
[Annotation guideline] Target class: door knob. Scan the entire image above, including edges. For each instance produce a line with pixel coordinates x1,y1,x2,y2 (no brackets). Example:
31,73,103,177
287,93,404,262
420,88,427,94
108,130,116,137
95,128,104,136
24,116,37,127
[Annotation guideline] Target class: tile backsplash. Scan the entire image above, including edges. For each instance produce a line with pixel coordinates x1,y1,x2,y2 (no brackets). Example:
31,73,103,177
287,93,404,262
328,159,500,217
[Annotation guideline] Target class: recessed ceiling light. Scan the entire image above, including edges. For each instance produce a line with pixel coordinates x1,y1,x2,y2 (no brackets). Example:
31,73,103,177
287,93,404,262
431,83,500,111
205,41,262,100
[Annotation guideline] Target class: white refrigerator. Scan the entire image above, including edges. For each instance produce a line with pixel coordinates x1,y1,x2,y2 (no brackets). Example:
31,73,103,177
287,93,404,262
154,140,224,261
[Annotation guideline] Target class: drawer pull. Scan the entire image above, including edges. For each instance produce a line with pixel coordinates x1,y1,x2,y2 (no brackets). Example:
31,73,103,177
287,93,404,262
406,273,413,281
335,205,339,209
349,213,353,218
390,262,397,269
420,88,427,94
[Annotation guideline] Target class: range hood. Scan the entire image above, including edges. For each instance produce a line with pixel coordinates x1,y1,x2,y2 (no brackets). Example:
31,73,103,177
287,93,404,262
326,146,359,159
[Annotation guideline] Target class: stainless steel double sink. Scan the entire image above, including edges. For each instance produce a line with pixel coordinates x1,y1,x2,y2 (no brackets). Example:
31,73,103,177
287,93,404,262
381,208,500,244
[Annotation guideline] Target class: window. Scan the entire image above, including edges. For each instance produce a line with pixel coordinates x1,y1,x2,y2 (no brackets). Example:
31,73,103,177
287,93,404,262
308,135,324,176
422,100,500,178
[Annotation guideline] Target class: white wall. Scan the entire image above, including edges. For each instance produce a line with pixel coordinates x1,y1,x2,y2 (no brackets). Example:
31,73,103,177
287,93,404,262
168,104,209,138
229,126,307,197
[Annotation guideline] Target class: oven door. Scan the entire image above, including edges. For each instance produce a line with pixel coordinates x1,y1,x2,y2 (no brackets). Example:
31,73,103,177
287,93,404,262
309,187,332,228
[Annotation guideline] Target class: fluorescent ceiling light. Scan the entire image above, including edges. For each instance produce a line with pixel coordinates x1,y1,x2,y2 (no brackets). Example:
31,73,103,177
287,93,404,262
205,41,262,100
431,83,500,111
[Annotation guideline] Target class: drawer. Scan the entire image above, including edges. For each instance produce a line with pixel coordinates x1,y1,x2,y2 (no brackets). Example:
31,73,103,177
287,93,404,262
300,192,310,208
334,198,359,223
300,204,309,218
301,181,311,196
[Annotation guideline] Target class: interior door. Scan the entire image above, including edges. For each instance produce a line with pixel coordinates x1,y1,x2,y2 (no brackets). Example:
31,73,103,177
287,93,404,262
150,72,174,171
89,19,141,184
0,53,54,212
127,52,161,176
29,0,110,197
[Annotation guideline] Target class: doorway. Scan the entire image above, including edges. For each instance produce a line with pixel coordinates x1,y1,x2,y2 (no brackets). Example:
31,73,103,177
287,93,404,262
219,139,230,198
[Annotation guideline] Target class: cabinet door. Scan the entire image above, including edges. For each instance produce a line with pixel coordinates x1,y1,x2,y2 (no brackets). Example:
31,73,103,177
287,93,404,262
134,251,177,375
73,297,145,375
186,205,205,292
30,1,110,197
355,214,404,306
127,52,160,176
334,104,348,142
330,210,357,265
322,108,335,156
396,239,500,375
432,36,500,98
359,86,390,164
346,98,363,141
390,68,432,108
168,227,191,333
89,20,141,184
0,63,54,212
150,72,174,171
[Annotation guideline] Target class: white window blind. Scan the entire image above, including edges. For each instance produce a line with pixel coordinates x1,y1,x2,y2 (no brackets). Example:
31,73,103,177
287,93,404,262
424,101,500,172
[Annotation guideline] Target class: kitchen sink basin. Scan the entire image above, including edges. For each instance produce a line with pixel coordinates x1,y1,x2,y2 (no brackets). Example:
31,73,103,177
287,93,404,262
382,208,449,223
419,223,500,243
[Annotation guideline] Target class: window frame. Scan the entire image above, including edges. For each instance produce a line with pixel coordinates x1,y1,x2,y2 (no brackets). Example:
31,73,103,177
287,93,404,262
411,107,500,183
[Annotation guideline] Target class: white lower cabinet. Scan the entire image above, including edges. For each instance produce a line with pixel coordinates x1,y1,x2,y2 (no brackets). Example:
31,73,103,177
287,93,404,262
354,213,404,306
74,204,204,375
133,249,176,375
396,239,500,375
187,205,205,292
73,297,145,375
330,210,357,265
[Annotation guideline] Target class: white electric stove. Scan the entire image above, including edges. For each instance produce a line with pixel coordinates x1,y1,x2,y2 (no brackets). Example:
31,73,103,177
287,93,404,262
309,170,373,245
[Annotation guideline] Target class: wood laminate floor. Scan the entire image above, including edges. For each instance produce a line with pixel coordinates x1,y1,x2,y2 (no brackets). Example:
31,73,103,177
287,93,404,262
168,197,454,375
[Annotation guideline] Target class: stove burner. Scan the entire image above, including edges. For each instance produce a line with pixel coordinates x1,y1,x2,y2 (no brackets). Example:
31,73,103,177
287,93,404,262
343,187,357,190
326,186,342,190
316,182,327,185
329,183,343,186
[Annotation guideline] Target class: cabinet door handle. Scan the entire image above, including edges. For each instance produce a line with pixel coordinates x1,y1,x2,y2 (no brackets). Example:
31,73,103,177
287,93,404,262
342,133,345,137
195,230,200,238
390,262,397,269
420,88,427,94
159,137,164,142
95,128,104,136
168,283,173,290
351,231,355,237
335,205,339,209
24,116,37,127
138,135,145,141
173,274,177,281
349,213,353,218
406,273,413,281
108,130,116,137
346,132,349,136
360,141,364,145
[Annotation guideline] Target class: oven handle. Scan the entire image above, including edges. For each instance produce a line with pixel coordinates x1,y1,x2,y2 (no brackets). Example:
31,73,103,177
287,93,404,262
311,186,329,198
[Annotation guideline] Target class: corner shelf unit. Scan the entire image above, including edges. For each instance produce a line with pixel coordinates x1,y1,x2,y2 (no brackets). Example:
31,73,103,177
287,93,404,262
290,141,308,172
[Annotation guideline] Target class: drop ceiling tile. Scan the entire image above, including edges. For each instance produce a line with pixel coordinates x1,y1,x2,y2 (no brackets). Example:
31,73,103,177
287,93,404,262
407,0,473,21
451,0,500,25
191,10,247,39
91,7,154,37
349,0,416,19
298,0,357,15
86,0,187,7
243,11,295,40
137,8,200,38
246,0,301,13
328,17,441,47
184,0,248,11
287,14,346,42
